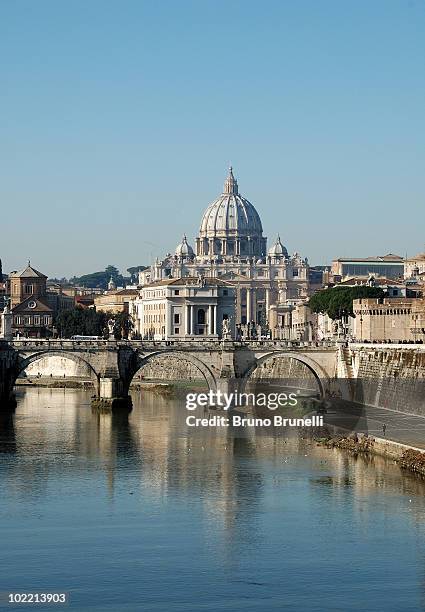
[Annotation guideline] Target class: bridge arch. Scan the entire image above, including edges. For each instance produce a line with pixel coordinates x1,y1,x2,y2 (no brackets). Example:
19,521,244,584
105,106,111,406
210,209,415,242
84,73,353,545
16,350,100,392
130,350,217,392
241,351,330,398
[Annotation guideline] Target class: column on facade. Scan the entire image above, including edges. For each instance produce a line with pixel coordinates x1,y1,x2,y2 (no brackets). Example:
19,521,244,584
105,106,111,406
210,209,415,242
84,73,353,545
265,288,270,321
208,304,213,335
288,310,293,340
213,305,217,336
236,286,242,324
184,303,189,336
251,288,257,324
246,288,252,323
190,305,195,335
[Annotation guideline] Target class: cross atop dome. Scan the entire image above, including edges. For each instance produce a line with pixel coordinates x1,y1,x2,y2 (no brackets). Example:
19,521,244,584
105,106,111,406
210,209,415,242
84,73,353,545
223,166,238,195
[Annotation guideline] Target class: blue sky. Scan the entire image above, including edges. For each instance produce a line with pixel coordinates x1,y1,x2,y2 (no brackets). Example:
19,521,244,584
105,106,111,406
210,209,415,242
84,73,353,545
1,0,424,277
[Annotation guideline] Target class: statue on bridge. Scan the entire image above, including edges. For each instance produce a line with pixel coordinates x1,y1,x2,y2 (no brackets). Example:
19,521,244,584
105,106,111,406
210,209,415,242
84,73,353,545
0,298,12,340
222,316,232,340
107,318,115,340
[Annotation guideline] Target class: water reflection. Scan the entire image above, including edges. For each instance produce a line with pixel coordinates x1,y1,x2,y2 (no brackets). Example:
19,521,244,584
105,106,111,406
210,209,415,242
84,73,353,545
4,388,425,519
1,388,425,611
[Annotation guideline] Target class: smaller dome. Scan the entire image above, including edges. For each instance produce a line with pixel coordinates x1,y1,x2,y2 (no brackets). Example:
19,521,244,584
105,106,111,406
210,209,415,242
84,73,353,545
175,235,194,258
268,235,288,258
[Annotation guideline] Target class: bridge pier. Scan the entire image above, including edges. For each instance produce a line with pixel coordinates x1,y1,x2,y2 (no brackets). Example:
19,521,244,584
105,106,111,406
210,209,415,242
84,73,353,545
216,377,240,396
91,377,132,412
0,341,18,412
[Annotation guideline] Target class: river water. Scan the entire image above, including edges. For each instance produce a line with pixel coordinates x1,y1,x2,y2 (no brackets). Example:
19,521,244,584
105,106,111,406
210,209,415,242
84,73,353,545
1,387,425,611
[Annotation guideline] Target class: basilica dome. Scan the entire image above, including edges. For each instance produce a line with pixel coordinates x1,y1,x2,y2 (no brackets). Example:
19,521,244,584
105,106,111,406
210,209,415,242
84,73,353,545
175,235,194,258
199,168,263,237
196,168,266,258
268,235,288,258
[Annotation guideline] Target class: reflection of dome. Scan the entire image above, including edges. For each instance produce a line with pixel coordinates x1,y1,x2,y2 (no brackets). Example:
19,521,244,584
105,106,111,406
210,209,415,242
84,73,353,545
268,235,288,258
197,168,266,258
175,235,194,258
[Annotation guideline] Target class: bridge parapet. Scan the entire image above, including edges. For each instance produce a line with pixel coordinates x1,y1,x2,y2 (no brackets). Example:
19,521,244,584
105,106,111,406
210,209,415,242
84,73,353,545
1,338,340,411
349,342,425,350
10,339,338,351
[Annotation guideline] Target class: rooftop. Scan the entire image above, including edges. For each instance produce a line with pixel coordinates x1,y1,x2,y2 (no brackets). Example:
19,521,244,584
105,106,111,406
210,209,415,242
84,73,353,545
9,263,47,279
144,277,233,288
334,254,404,263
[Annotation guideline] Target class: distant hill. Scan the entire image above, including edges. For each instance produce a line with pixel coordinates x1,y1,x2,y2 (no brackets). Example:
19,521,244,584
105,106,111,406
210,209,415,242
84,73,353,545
67,265,147,289
69,265,126,290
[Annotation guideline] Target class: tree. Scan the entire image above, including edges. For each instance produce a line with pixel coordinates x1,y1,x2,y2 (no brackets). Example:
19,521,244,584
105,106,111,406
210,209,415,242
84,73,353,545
55,307,108,338
308,286,385,320
112,311,134,340
70,265,126,290
127,266,147,284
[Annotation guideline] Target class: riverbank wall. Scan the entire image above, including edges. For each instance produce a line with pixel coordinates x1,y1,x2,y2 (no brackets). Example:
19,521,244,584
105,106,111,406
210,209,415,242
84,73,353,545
346,346,425,416
320,432,425,477
15,377,206,395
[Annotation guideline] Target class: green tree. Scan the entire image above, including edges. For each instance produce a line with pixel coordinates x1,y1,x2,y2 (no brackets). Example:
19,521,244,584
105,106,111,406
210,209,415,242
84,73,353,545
127,265,147,283
55,307,108,338
308,286,385,320
111,311,134,340
70,265,127,290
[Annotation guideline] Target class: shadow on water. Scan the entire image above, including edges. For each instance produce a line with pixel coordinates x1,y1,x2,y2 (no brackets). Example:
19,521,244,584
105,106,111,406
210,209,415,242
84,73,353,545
0,410,16,454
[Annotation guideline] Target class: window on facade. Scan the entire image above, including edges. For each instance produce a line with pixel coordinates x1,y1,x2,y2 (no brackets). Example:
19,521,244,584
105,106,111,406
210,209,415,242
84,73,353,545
24,284,34,294
293,269,299,277
174,328,179,334
174,290,180,295
223,289,228,296
174,313,180,324
197,309,205,324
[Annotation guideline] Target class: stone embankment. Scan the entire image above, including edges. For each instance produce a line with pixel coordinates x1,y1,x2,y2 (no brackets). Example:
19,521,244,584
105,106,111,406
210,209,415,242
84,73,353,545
16,376,205,397
318,433,425,477
16,377,93,389
347,346,425,417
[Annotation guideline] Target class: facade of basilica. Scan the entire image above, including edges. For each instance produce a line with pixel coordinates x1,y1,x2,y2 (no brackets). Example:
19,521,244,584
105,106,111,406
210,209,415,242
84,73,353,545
139,168,310,331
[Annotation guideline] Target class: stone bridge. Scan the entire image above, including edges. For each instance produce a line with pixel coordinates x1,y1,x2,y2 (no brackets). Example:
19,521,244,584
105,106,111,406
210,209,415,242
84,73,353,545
0,339,338,410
